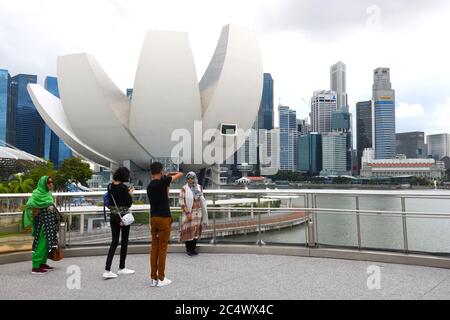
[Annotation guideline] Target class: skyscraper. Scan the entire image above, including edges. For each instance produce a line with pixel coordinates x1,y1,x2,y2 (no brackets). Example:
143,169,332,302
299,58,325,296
259,128,280,176
258,73,274,130
45,76,73,167
372,68,396,159
0,69,10,143
289,109,298,171
237,120,258,166
311,90,337,134
43,77,54,160
8,74,44,157
332,107,352,171
298,133,322,176
297,118,310,136
356,100,373,173
279,105,297,171
321,132,348,176
44,77,57,160
427,133,450,161
298,135,310,173
236,73,273,175
330,62,348,109
396,132,426,159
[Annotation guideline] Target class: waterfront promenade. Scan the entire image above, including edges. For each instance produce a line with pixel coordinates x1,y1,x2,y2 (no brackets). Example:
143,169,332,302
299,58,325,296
1,251,450,300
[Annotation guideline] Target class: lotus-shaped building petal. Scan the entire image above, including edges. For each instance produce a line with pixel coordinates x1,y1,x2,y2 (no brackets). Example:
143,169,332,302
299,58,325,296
28,25,263,170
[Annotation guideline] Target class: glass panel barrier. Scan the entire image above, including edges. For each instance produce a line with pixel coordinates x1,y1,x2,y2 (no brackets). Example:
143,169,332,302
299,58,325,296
1,190,450,257
405,197,450,254
258,195,307,246
358,196,404,251
315,195,358,248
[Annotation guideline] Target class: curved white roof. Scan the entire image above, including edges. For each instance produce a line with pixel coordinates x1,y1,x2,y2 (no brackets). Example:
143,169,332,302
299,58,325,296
57,53,152,168
27,84,116,167
0,146,45,162
27,25,263,169
130,31,202,162
200,25,263,162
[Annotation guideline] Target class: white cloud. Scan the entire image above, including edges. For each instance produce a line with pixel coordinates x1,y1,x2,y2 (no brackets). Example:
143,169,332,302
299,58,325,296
397,102,425,119
256,0,449,39
0,0,449,138
428,98,450,135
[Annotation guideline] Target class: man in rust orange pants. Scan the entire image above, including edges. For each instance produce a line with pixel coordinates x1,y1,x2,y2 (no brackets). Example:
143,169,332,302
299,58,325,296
146,161,183,287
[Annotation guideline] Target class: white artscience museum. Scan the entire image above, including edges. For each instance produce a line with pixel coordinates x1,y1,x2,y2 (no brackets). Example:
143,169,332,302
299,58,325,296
27,24,263,171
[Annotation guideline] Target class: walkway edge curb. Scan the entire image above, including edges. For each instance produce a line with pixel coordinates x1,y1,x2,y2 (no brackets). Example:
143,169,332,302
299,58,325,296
1,244,450,269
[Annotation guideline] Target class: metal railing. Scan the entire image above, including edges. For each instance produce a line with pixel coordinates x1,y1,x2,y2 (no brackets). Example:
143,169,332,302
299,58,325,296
1,189,450,256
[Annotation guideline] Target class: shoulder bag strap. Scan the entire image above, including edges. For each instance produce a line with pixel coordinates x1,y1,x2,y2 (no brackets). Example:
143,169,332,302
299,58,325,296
109,183,123,219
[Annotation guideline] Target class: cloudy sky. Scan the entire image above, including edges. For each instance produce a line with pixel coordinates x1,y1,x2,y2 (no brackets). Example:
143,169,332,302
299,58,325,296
1,0,449,137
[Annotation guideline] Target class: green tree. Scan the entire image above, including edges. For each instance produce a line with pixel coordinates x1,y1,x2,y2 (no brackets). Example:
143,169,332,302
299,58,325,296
24,161,56,186
311,176,325,184
55,158,93,190
0,183,10,193
333,177,352,184
411,176,432,186
8,175,35,193
271,170,307,182
445,169,450,182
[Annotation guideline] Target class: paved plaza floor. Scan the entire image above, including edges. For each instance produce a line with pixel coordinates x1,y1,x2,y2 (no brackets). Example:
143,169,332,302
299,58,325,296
1,253,450,300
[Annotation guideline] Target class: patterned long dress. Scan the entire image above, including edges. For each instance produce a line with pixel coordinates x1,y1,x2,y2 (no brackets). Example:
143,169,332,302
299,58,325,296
32,206,59,253
179,187,204,242
31,205,59,268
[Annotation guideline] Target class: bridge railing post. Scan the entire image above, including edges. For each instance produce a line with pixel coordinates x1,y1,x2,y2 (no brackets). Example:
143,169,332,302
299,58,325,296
256,195,265,246
401,197,409,253
356,196,362,250
79,214,84,235
306,193,317,248
59,222,67,248
210,194,217,245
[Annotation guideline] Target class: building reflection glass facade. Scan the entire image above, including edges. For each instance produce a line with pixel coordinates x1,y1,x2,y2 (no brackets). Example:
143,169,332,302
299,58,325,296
45,76,72,167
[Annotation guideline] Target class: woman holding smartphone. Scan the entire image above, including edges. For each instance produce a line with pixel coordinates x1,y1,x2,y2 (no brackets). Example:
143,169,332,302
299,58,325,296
103,167,135,279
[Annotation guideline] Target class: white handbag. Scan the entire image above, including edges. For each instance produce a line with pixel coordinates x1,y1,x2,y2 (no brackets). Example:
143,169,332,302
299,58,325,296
109,184,135,226
120,212,135,226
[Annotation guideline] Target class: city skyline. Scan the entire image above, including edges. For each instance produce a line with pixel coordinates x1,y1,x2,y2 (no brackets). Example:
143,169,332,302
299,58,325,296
0,0,449,138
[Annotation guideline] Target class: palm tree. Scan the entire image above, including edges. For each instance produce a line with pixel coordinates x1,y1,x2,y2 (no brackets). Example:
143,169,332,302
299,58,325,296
8,175,35,193
0,183,10,193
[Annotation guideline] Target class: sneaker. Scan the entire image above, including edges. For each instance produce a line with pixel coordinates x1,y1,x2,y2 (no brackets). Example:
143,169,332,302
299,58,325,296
156,277,172,287
191,251,199,256
40,264,54,271
32,267,48,275
103,271,118,279
186,251,194,257
150,279,158,287
117,268,135,275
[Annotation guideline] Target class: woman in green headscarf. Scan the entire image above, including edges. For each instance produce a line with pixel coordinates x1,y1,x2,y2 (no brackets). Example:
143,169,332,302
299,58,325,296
22,176,59,274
